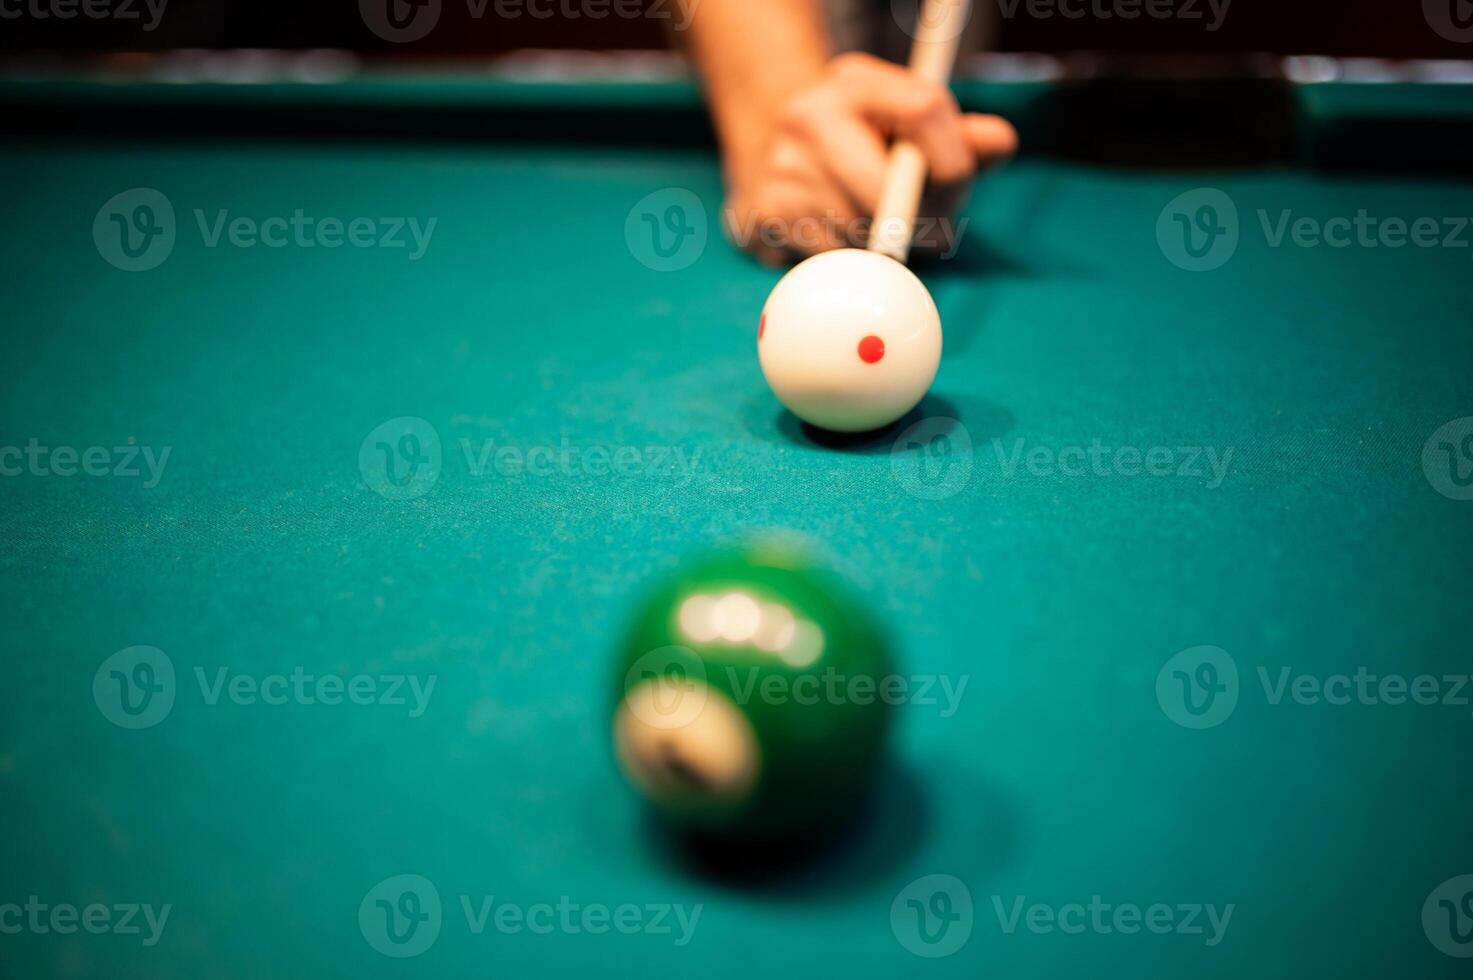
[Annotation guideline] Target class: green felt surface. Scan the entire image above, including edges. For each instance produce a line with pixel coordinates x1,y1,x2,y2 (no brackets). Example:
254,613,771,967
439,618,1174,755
2,81,1472,980
1294,80,1473,120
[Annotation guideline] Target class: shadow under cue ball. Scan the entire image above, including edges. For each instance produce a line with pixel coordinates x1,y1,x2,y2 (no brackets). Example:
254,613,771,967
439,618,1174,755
759,248,942,434
612,542,894,841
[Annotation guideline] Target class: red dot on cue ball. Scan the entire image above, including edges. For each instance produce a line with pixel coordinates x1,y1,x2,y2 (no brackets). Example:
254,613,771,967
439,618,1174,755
759,314,766,341
858,334,885,364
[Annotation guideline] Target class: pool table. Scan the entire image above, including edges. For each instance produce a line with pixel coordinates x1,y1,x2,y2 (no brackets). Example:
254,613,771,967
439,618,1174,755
2,65,1472,979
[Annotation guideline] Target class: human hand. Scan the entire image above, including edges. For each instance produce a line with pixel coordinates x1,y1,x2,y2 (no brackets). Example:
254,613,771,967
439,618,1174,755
722,52,1018,265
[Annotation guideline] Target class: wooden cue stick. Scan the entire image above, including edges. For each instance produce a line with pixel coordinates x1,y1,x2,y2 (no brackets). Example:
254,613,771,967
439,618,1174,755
868,0,973,264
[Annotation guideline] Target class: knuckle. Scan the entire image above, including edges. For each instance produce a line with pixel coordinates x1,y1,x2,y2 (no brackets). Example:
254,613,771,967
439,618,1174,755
915,86,951,120
767,145,812,183
777,95,823,140
829,52,877,81
894,91,933,125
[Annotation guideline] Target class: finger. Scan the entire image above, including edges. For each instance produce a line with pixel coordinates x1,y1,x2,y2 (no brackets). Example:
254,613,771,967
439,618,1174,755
722,138,812,259
778,90,890,215
888,87,975,186
962,113,1019,165
725,192,804,265
912,115,1017,243
725,181,858,264
767,139,861,254
777,183,862,259
830,54,975,185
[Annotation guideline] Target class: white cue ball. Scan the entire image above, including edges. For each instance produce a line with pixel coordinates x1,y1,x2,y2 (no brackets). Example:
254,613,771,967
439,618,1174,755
758,248,942,434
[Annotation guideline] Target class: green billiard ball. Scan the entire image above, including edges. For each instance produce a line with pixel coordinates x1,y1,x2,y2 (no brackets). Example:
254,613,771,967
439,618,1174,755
612,542,893,839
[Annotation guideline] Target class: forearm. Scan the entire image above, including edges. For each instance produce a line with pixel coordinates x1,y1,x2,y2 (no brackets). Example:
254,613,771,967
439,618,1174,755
673,0,831,189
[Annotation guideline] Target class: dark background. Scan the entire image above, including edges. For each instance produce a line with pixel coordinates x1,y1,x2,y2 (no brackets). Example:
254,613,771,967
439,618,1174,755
0,0,1465,59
